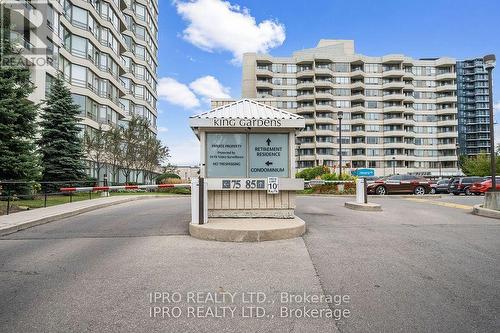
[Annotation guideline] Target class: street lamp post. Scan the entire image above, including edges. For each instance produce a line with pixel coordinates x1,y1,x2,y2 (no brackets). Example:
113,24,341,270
338,111,344,176
392,156,396,175
484,54,496,192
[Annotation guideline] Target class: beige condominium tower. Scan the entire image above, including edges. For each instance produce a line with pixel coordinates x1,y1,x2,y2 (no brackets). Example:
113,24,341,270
236,40,458,177
3,0,159,182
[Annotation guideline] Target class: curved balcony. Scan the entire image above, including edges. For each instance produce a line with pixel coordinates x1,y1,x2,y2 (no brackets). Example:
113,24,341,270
314,80,334,88
315,67,333,76
296,129,315,137
437,119,458,126
296,94,315,102
255,67,273,77
383,94,405,102
403,83,414,91
351,81,365,90
383,130,406,137
315,141,335,148
316,117,335,125
297,81,315,90
437,132,458,139
382,55,405,63
435,58,456,67
383,118,406,125
297,69,315,78
315,104,334,112
351,69,365,79
403,71,415,79
297,142,316,149
315,130,336,136
351,129,366,136
403,95,415,103
436,107,457,115
436,84,455,92
383,142,405,149
382,81,404,90
436,96,457,104
315,92,334,100
350,117,365,125
351,105,366,113
382,69,405,77
255,80,273,90
403,107,415,115
436,72,456,81
296,106,315,114
297,155,316,162
350,93,365,103
384,106,405,113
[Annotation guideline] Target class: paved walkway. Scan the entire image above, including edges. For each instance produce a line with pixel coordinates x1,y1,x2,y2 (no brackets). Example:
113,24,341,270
0,195,186,236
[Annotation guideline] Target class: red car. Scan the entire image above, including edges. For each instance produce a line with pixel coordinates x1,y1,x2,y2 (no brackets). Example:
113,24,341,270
470,179,500,195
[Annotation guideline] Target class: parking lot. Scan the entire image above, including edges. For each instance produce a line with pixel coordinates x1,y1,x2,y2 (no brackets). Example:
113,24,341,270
0,194,498,332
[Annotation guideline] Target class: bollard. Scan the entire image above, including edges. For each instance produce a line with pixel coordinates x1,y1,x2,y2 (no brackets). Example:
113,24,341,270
356,178,365,204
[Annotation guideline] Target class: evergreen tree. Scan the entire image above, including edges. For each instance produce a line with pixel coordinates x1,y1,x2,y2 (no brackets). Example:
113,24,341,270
0,22,40,186
38,75,86,182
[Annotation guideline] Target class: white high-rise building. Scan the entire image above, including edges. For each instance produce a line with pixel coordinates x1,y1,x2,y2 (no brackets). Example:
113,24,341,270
4,0,159,182
236,40,458,177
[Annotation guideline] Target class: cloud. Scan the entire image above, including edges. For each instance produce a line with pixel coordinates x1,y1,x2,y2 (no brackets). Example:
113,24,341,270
157,126,168,133
157,77,200,109
494,102,500,112
175,0,285,63
189,75,231,102
157,75,231,109
169,137,200,165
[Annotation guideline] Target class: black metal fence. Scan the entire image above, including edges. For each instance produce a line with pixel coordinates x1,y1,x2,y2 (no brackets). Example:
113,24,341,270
0,180,99,215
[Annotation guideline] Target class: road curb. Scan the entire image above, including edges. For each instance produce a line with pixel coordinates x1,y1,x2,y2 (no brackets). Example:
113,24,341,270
0,195,187,237
189,216,306,242
345,201,382,211
472,204,500,219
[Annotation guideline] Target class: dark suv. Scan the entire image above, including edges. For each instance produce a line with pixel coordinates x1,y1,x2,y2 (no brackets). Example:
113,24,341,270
448,177,485,195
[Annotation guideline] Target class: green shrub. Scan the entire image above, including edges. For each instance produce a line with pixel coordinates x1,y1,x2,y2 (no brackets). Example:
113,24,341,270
296,166,330,180
156,173,181,184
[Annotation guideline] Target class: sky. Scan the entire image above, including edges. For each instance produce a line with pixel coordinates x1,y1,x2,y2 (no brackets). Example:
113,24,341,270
156,0,500,166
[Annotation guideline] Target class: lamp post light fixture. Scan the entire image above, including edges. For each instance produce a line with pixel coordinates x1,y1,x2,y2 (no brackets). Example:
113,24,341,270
337,111,344,176
392,156,396,175
484,54,496,192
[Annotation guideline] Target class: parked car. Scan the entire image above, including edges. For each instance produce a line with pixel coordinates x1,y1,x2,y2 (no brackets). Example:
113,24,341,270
470,177,500,195
448,177,485,195
367,175,431,195
361,176,381,185
430,179,451,194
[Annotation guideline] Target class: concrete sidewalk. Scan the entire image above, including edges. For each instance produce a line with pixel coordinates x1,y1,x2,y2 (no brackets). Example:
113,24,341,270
0,195,185,236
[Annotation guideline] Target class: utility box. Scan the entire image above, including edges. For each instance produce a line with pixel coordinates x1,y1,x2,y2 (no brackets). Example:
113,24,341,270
189,99,305,219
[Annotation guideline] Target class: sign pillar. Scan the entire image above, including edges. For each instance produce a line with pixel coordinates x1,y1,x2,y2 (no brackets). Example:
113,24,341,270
189,100,305,221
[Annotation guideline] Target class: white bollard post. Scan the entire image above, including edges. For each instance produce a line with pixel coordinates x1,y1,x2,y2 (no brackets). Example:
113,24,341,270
356,178,365,204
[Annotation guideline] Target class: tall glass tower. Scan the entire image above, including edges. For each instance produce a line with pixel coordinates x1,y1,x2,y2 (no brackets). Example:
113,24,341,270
456,58,491,156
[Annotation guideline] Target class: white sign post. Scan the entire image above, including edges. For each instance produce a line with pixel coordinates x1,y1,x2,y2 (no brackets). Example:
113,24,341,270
267,177,279,194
